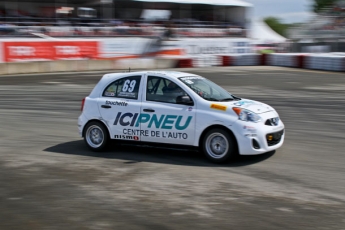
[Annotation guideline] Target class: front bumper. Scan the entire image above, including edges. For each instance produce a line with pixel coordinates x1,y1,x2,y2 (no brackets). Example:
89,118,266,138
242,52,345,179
232,112,285,155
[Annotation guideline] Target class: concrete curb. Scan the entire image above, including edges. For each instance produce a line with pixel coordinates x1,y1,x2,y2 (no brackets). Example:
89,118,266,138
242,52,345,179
0,58,178,76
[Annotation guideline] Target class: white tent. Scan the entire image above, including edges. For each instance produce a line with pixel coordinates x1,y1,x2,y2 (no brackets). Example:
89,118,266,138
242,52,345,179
250,20,287,44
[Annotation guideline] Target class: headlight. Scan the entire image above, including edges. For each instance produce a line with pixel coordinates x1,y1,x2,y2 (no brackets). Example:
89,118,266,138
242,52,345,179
232,107,261,123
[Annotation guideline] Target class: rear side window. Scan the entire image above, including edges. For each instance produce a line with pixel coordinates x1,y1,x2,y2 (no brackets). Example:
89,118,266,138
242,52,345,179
103,76,141,99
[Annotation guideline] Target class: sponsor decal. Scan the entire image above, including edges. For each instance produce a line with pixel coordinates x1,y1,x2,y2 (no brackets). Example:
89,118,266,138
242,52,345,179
243,125,257,133
114,135,139,140
105,92,115,96
106,100,128,106
245,134,257,137
113,112,192,130
234,100,255,107
180,76,203,80
185,80,194,84
122,129,188,140
118,92,136,98
113,112,193,140
210,104,227,111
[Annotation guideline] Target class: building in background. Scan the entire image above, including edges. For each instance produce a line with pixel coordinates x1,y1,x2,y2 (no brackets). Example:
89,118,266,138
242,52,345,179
0,0,251,27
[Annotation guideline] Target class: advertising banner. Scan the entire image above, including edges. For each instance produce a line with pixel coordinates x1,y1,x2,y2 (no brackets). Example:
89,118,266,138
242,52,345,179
53,41,98,60
164,38,253,55
98,38,151,59
3,41,53,62
3,41,98,62
1,38,253,63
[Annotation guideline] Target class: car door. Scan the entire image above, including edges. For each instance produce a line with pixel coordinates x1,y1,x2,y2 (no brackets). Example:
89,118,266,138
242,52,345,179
97,74,143,141
140,75,196,145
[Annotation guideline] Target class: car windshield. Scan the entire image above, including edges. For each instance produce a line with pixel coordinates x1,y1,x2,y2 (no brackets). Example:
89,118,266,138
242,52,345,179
179,76,237,101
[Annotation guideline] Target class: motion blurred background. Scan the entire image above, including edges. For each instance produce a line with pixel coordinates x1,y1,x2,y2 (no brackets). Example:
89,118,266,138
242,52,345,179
1,1,345,229
0,0,344,65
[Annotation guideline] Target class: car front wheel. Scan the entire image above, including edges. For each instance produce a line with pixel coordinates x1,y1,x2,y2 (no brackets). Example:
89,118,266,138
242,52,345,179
202,128,237,163
84,121,109,151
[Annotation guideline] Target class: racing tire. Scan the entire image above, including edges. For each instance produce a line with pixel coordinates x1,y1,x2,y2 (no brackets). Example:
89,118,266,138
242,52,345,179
202,128,237,163
84,121,109,152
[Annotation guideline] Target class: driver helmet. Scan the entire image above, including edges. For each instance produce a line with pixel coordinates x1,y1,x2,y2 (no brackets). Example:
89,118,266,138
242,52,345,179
167,82,179,90
163,82,183,99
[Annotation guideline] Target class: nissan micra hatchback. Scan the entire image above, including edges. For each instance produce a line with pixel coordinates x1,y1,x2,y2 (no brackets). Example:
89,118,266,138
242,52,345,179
78,71,284,163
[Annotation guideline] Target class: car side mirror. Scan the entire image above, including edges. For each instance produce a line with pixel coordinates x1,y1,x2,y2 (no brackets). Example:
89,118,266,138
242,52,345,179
176,95,194,106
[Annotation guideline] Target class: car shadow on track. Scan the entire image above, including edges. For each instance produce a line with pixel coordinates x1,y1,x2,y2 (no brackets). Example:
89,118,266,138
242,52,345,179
44,140,276,167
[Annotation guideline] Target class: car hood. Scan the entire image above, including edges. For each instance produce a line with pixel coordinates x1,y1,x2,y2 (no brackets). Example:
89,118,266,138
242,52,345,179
222,99,275,114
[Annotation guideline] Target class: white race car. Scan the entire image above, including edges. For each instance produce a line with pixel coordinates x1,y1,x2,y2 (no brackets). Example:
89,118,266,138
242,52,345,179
78,71,284,163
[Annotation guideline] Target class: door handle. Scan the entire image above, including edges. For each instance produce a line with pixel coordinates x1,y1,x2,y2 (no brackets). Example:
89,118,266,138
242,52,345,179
143,109,155,112
101,105,111,109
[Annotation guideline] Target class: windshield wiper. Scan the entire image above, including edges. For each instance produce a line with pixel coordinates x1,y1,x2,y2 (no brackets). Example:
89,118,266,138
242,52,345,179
220,98,235,102
205,97,221,101
231,95,242,100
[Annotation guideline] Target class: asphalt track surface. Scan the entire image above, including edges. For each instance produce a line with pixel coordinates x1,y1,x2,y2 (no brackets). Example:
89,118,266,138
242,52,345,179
1,66,345,230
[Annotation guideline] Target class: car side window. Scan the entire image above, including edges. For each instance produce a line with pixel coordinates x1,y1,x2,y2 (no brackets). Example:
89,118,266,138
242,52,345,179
103,76,141,99
146,76,188,104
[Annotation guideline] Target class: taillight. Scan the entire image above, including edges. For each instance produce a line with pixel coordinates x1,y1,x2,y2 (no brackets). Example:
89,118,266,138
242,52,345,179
81,98,86,111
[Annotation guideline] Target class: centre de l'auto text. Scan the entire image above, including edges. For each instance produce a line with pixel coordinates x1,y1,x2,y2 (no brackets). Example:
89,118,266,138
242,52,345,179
113,112,193,139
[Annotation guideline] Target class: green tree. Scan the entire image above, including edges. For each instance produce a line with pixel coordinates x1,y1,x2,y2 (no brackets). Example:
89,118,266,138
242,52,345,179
263,17,290,37
313,0,337,13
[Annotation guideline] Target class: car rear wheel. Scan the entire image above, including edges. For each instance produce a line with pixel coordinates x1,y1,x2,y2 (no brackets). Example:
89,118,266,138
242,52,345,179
84,121,109,151
202,128,236,163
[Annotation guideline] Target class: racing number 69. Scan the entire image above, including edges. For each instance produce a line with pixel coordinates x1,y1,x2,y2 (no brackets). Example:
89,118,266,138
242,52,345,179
122,80,136,93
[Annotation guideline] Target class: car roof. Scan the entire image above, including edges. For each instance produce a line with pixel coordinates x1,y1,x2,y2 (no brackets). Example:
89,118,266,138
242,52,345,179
103,70,200,80
146,71,199,78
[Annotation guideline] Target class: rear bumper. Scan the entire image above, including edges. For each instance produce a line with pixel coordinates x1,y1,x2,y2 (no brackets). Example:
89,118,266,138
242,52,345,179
78,113,88,137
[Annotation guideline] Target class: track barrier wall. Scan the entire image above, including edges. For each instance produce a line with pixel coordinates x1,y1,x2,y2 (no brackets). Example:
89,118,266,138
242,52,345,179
0,58,179,75
172,53,344,71
304,54,345,72
1,53,344,75
0,38,344,75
